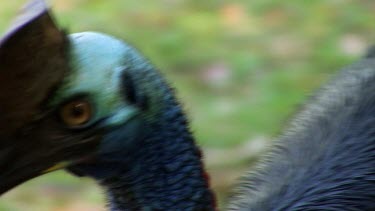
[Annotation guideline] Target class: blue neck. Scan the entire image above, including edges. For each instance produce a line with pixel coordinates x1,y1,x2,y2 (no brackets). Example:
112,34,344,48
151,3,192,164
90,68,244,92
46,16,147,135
69,101,216,210
105,125,214,210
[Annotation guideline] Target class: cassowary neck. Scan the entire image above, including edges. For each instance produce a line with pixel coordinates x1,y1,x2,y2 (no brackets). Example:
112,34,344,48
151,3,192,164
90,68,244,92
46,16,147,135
102,101,216,210
65,50,217,210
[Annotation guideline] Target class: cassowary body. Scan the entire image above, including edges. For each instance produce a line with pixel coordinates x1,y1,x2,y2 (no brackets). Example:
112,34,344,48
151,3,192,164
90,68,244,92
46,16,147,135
0,1,374,210
230,61,375,210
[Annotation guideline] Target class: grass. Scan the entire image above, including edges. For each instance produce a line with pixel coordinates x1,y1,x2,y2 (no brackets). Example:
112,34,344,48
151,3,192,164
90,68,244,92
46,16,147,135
1,0,374,209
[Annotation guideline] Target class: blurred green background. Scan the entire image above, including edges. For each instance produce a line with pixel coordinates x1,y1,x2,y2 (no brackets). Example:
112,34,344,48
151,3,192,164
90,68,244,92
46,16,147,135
0,0,374,210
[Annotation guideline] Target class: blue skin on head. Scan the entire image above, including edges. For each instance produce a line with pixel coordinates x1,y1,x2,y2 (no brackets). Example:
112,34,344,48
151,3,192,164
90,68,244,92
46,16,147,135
51,32,139,128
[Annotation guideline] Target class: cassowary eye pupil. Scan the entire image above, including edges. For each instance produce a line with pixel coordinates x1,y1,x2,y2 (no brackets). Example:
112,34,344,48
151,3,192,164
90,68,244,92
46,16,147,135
60,100,92,127
70,104,85,118
71,104,84,116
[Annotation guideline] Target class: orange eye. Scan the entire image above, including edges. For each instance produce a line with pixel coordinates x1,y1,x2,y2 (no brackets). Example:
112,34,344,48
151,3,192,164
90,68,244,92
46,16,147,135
59,99,92,127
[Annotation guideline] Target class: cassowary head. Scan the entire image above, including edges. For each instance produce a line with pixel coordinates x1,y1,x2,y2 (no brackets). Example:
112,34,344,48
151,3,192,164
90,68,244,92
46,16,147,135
0,0,160,190
0,2,214,209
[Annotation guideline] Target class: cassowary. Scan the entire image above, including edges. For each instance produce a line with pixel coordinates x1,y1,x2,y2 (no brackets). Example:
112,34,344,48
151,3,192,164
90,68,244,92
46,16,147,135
0,1,374,210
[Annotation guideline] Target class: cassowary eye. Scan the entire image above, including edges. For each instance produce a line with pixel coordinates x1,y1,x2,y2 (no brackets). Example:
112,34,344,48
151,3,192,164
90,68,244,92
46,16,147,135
59,99,92,127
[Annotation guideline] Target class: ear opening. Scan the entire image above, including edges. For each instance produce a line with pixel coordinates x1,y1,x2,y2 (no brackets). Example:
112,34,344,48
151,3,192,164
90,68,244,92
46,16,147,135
121,70,149,111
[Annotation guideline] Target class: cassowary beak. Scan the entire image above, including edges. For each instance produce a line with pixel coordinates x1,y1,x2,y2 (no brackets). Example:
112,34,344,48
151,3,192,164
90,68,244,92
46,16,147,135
0,0,75,194
0,146,70,195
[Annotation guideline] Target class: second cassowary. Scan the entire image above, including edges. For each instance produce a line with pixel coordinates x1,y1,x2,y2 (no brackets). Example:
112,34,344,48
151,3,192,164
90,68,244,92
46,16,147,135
0,1,374,210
